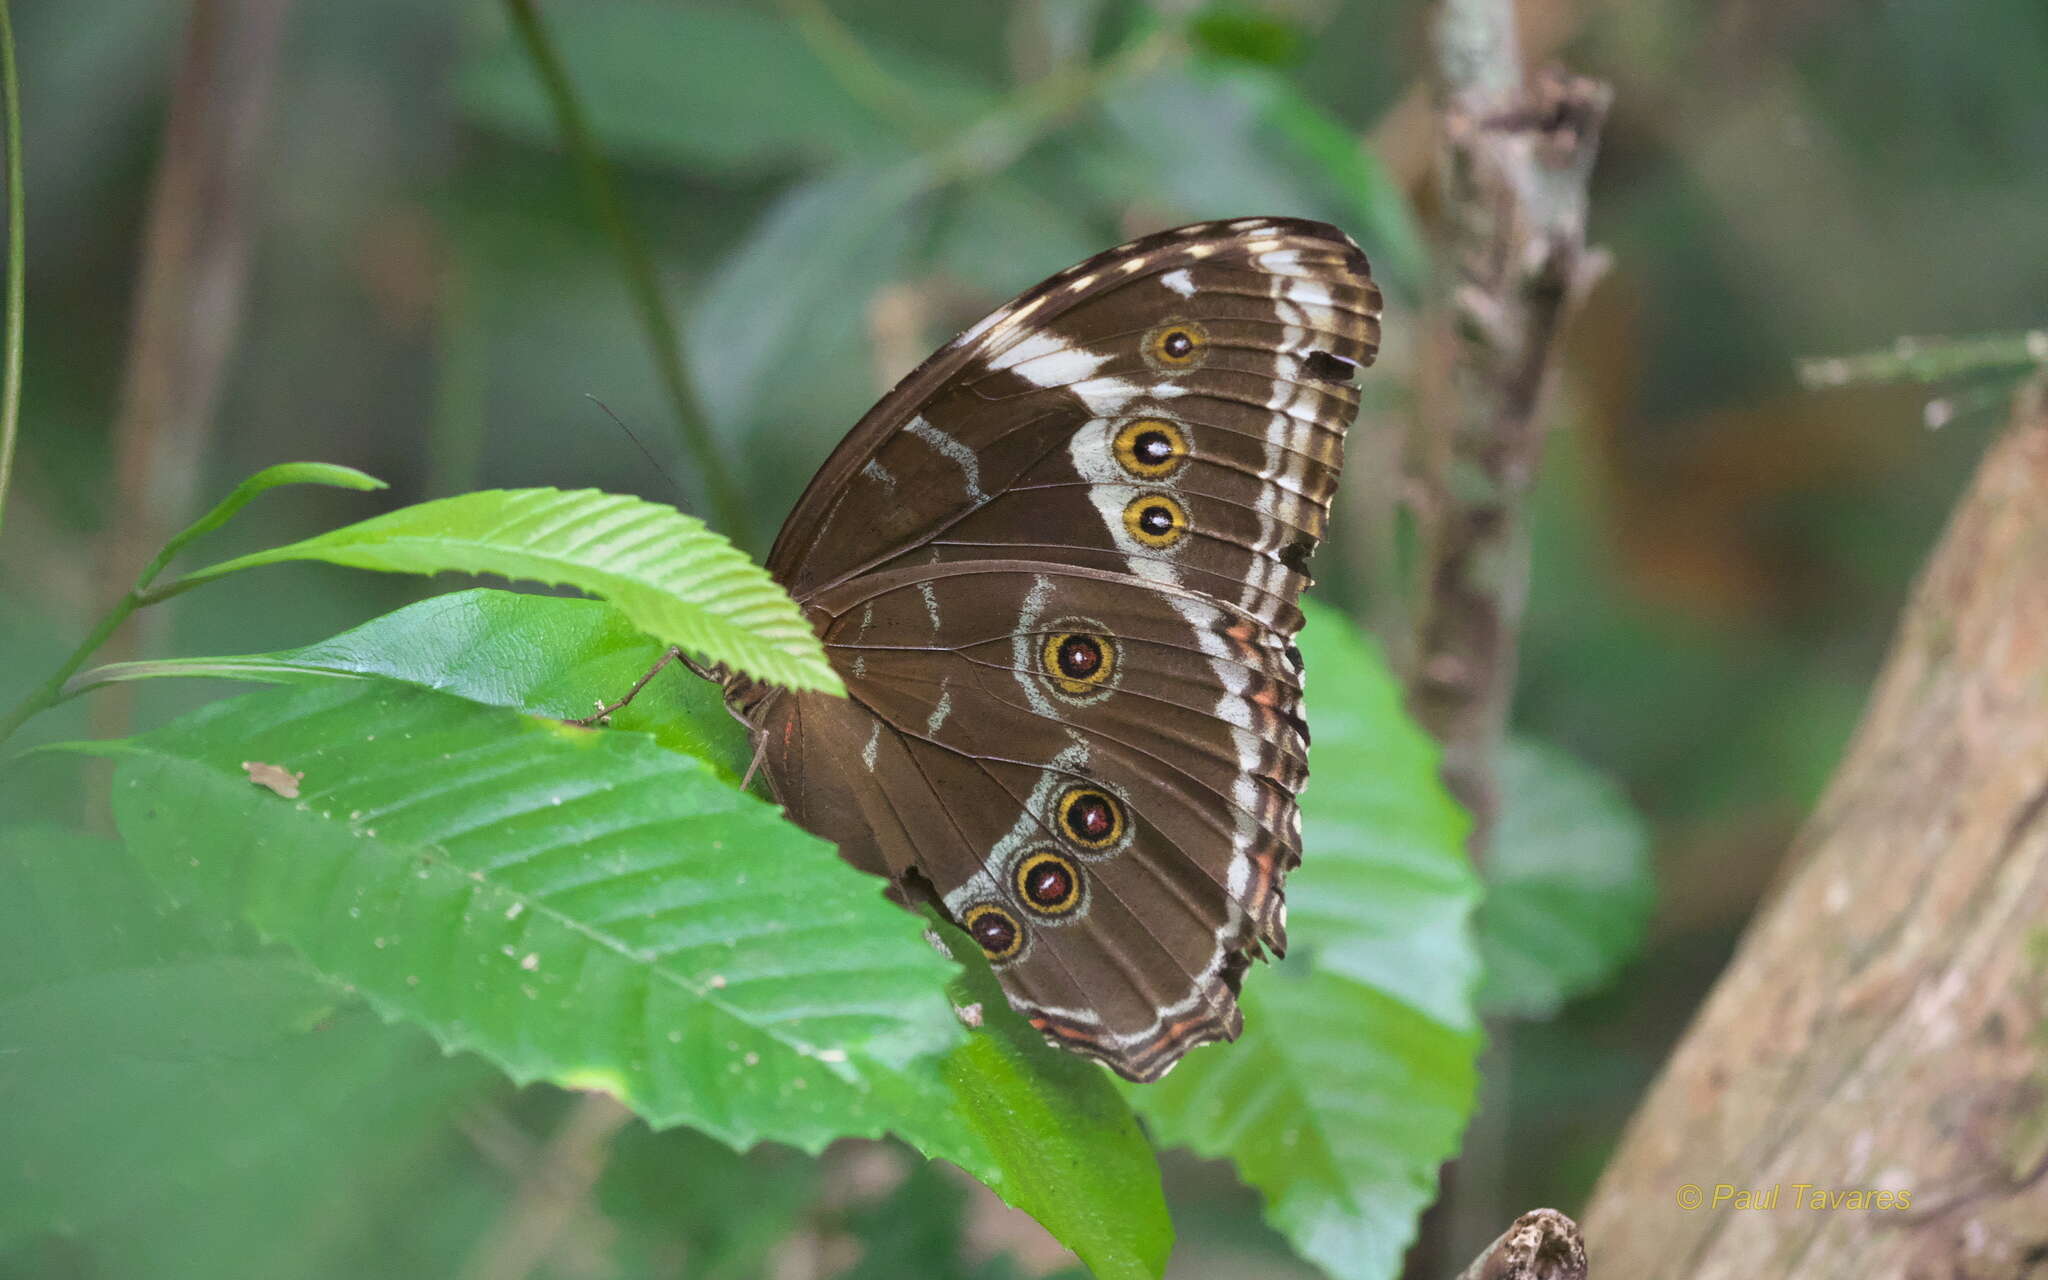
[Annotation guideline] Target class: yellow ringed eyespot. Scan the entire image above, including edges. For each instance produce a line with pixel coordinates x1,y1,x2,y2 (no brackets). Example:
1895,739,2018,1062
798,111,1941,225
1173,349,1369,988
1057,786,1125,850
1144,320,1208,369
963,902,1024,962
1112,418,1189,479
1041,631,1114,697
1014,849,1084,916
1123,493,1188,549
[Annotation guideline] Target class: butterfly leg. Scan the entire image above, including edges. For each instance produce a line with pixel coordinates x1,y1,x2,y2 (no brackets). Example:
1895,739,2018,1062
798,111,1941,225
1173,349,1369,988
568,645,690,727
738,732,770,793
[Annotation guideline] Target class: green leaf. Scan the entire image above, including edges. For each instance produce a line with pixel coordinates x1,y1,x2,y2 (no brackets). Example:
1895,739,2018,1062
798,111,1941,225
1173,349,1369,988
85,672,1174,1269
150,462,387,575
54,595,1176,1271
0,825,491,1273
933,919,1172,1280
457,2,991,175
163,488,843,695
1147,977,1477,1277
69,588,754,784
1477,738,1655,1018
115,596,1173,1271
686,165,932,443
0,958,481,1265
0,824,210,993
1188,6,1307,67
1130,599,1480,1280
98,679,964,1153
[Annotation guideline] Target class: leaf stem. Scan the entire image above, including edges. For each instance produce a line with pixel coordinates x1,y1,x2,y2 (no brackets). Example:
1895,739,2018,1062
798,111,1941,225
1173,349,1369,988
0,0,23,541
1798,330,2048,390
0,463,386,743
0,594,142,745
499,0,754,550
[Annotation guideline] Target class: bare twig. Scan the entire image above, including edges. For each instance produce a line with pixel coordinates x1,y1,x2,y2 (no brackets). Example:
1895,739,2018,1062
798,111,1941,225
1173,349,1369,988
92,0,290,743
1453,1209,1587,1280
1409,0,1611,853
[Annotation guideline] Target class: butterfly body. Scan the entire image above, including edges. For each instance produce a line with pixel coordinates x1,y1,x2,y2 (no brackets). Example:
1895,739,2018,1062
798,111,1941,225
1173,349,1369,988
726,218,1380,1081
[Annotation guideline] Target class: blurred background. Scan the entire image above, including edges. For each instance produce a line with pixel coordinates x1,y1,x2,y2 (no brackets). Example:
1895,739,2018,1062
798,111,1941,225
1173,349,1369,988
3,0,2044,1276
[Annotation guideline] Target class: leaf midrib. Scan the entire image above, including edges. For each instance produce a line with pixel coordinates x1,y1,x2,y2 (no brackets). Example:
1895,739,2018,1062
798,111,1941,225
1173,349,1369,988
173,745,931,1073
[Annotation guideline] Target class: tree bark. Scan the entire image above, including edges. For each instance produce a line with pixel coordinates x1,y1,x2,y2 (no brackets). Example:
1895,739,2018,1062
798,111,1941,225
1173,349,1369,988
1454,1208,1586,1280
1410,38,1610,853
1582,379,2048,1276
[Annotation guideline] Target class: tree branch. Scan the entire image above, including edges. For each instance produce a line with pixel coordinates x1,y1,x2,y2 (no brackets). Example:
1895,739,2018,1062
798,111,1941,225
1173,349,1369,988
1401,7,1611,1270
1453,1208,1587,1280
1582,378,2048,1276
1409,0,1611,854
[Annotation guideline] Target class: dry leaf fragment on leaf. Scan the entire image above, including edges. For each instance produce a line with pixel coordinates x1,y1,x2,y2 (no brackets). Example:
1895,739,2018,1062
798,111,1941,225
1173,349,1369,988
242,760,305,799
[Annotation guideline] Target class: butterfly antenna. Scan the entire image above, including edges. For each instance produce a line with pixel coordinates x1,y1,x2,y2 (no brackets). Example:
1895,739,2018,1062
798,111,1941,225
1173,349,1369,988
586,394,686,502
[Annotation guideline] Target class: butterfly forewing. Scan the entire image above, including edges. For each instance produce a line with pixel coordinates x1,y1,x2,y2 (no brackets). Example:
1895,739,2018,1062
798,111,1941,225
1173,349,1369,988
734,218,1379,1080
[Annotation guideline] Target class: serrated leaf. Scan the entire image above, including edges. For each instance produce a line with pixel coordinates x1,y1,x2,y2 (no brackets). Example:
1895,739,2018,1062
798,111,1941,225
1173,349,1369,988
98,679,965,1154
87,682,1173,1269
1477,738,1655,1018
73,592,1173,1274
1285,616,1481,1036
70,589,754,783
1130,600,1480,1280
1145,976,1477,1278
933,920,1171,1280
166,488,843,695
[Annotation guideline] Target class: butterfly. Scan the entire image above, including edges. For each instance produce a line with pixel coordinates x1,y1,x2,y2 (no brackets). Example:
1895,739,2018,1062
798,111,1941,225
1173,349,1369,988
722,218,1380,1081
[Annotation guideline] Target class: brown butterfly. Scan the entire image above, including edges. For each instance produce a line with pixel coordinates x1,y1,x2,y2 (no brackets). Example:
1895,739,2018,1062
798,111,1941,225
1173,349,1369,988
724,218,1380,1080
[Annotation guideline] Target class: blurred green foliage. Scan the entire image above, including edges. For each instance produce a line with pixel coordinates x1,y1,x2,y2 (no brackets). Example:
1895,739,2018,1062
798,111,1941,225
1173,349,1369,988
3,0,2044,1275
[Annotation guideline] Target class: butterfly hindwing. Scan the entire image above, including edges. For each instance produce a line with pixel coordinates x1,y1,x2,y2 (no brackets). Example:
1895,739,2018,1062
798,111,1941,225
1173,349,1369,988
733,218,1378,1080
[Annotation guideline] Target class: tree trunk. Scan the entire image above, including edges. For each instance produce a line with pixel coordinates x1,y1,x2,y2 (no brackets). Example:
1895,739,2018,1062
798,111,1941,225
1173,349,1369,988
1582,380,2048,1276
